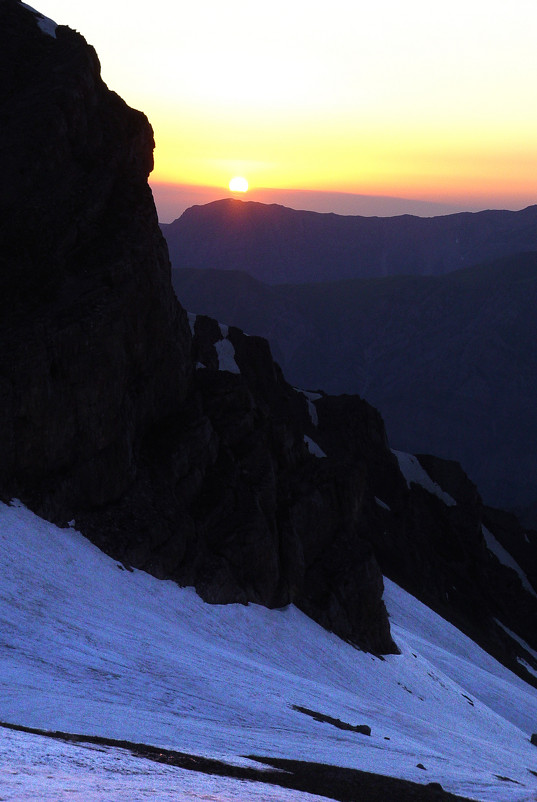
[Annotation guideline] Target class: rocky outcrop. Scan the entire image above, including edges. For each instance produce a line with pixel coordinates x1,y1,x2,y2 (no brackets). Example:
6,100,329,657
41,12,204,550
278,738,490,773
73,318,395,653
2,1,537,669
171,256,537,522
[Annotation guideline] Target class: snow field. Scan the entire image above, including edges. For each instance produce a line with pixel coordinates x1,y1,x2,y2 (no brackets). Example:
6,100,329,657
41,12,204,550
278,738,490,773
0,501,536,801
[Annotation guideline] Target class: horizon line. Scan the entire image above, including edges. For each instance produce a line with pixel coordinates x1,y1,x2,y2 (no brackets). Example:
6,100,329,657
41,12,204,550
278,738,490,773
150,180,536,224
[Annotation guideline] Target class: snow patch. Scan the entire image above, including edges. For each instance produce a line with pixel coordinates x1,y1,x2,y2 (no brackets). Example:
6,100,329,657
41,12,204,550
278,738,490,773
518,658,537,680
375,497,391,511
215,338,240,374
306,399,319,426
483,526,536,597
296,389,321,427
187,312,197,335
187,315,240,372
495,619,537,663
21,3,57,37
392,450,456,506
304,435,326,458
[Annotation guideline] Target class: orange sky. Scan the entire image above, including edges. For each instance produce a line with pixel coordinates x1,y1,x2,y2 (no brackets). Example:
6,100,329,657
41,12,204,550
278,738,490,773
36,1,537,217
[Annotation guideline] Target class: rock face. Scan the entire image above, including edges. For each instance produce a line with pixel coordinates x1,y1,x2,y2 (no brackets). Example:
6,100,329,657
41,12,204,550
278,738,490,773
0,0,394,653
162,197,537,284
2,1,537,670
171,257,537,522
0,0,192,515
75,319,396,652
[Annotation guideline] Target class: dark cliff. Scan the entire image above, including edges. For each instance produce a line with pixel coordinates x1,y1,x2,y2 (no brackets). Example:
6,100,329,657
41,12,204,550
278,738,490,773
2,1,537,672
0,0,393,653
0,0,192,513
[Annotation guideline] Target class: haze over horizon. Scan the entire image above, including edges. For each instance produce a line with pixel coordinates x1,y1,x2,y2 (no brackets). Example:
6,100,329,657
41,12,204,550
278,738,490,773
150,181,535,224
35,0,537,219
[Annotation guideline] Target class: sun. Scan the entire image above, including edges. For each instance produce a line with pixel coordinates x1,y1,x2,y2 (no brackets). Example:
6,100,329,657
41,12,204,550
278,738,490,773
229,176,249,193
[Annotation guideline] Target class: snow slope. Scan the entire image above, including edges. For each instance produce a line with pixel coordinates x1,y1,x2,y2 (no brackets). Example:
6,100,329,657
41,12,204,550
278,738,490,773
304,434,327,458
1,501,537,801
483,526,537,597
392,450,457,506
21,3,57,37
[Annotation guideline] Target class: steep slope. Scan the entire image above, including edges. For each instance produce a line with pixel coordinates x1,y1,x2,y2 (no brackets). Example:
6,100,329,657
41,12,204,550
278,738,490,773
2,0,537,672
171,254,537,519
1,502,537,801
162,197,537,284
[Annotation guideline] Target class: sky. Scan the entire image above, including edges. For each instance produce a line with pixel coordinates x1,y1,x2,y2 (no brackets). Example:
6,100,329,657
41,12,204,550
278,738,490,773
34,0,537,219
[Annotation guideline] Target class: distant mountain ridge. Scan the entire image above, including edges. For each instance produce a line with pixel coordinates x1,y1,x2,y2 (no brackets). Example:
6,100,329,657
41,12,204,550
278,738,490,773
172,252,537,521
162,198,537,284
151,181,474,222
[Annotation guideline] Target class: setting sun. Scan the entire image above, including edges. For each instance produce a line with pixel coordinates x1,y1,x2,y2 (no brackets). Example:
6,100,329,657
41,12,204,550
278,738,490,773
37,1,537,215
229,176,248,193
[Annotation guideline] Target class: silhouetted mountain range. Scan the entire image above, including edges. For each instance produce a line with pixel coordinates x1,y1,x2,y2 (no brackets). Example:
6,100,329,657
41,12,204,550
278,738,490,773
172,254,537,522
152,181,474,222
162,198,537,283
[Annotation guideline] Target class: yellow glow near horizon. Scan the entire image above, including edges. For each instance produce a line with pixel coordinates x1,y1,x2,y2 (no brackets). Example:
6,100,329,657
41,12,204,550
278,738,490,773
34,1,537,210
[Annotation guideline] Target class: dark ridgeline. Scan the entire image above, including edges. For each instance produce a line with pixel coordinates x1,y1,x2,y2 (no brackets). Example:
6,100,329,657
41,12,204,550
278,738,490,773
1,0,537,689
171,255,537,521
162,197,537,283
